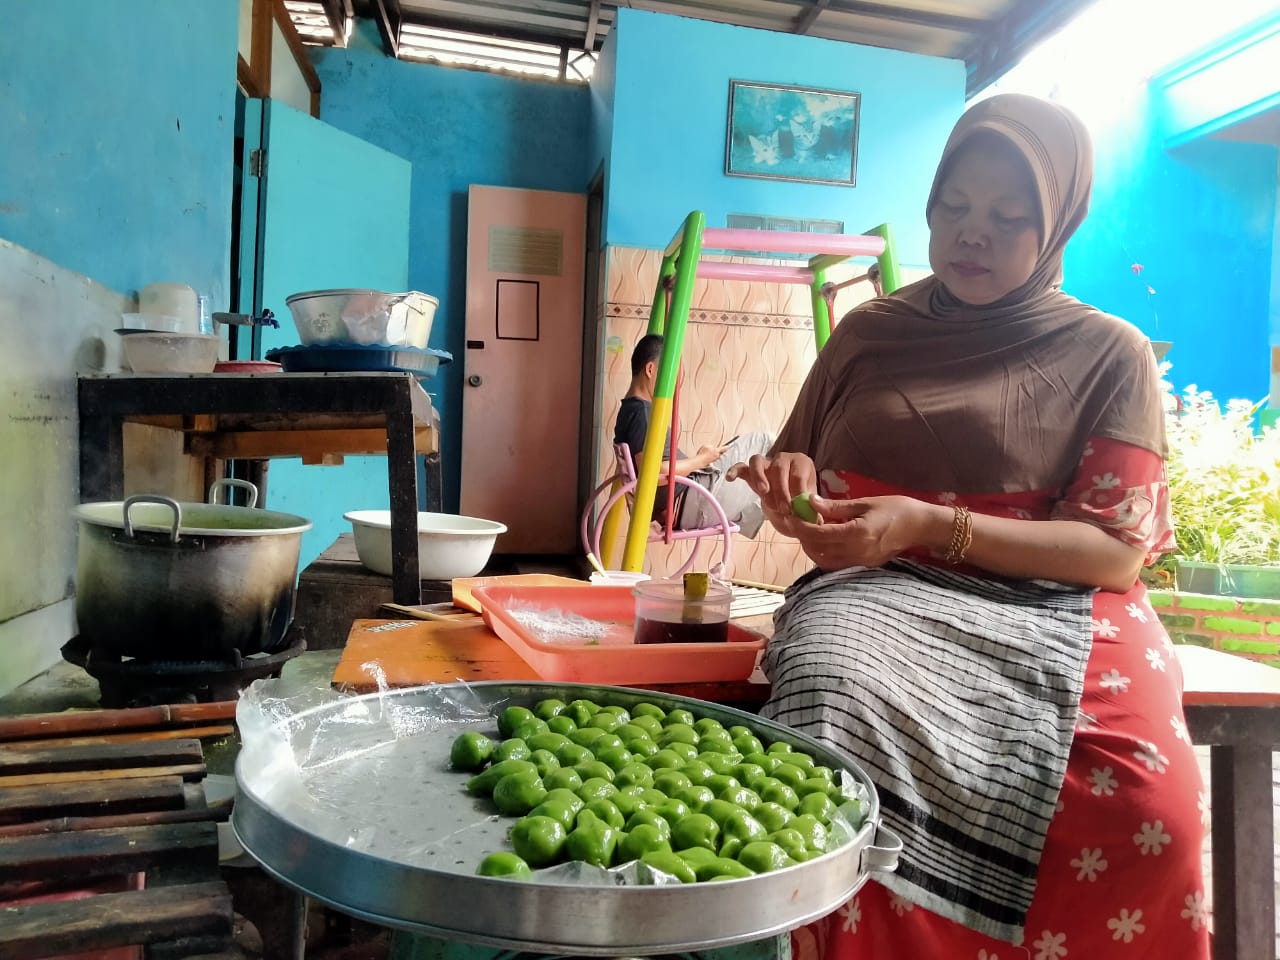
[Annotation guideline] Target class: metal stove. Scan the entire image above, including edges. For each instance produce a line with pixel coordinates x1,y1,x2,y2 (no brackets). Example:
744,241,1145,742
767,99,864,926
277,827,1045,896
61,628,306,708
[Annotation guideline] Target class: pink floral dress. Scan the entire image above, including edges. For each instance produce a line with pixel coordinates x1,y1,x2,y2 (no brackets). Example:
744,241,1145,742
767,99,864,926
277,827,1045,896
796,436,1211,960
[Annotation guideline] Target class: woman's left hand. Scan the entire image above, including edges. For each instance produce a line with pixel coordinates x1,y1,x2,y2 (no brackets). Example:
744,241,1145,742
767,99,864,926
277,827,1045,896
792,494,946,571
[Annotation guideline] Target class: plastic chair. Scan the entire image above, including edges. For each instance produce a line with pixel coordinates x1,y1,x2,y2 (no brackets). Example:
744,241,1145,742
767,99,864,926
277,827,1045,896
581,443,738,577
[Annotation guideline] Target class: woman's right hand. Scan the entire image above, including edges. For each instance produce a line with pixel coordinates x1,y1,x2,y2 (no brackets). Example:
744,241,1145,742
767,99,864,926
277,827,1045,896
726,452,818,517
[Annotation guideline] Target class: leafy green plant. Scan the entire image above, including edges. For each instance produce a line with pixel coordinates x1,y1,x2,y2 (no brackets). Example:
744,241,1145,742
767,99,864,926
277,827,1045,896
1153,367,1280,583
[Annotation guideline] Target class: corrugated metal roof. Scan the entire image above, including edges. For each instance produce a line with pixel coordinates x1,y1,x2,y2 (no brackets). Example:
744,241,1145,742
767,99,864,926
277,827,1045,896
293,0,1099,95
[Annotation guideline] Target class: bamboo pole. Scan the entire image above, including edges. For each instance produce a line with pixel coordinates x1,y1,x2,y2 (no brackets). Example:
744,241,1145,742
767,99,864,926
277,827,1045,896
0,703,237,742
0,764,207,789
0,804,230,838
378,603,482,624
3,726,235,751
729,577,786,593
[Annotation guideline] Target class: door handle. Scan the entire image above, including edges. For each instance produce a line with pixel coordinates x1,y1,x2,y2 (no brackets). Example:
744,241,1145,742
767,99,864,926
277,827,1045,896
468,374,483,387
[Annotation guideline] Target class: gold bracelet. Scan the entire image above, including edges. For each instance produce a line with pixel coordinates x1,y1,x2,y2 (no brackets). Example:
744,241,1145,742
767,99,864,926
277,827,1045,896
943,505,973,564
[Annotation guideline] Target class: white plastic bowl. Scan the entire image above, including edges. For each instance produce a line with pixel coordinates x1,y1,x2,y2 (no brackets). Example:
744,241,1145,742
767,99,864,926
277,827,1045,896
121,332,220,373
344,510,507,580
589,570,651,586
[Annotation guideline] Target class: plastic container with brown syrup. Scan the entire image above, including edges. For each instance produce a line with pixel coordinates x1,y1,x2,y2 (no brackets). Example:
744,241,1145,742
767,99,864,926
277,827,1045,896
633,576,732,644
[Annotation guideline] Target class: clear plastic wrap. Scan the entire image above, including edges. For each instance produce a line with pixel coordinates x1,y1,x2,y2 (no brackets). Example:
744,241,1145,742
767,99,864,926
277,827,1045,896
235,675,871,887
339,291,410,345
505,602,616,646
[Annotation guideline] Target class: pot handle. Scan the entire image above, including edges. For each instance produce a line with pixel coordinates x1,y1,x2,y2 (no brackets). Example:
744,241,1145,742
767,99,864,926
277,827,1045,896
123,496,182,543
859,824,902,876
208,478,259,509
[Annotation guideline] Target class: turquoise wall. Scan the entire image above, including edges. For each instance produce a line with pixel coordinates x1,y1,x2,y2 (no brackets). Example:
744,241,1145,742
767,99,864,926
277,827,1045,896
250,100,413,570
311,31,591,512
1154,12,1280,366
1058,15,1280,403
0,0,236,310
603,9,965,262
1273,157,1280,345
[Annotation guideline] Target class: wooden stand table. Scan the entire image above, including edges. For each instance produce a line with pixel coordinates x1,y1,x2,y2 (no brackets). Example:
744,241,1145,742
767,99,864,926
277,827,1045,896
1177,644,1280,960
78,372,441,604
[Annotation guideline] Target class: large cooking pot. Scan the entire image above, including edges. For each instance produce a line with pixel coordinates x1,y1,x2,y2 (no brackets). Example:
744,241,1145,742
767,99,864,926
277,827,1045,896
73,480,312,660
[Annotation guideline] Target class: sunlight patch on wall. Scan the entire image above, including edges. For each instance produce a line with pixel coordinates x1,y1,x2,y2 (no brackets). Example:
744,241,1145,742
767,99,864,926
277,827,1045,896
973,0,1278,109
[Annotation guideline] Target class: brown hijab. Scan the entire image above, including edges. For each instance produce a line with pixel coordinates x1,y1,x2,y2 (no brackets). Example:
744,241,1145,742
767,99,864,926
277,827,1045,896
773,94,1166,495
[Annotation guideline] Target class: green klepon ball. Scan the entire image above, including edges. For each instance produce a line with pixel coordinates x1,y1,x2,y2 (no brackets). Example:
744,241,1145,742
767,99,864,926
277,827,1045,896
791,493,819,523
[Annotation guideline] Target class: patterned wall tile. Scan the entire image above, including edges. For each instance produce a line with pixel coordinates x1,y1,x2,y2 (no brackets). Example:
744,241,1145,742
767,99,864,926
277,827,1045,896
589,247,926,585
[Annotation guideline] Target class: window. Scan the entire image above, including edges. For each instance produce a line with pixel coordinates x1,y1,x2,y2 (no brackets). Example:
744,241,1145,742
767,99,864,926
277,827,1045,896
721,215,848,257
283,6,595,83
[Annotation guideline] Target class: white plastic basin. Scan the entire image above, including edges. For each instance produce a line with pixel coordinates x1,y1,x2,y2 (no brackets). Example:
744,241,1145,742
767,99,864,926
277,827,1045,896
121,332,220,373
344,510,507,580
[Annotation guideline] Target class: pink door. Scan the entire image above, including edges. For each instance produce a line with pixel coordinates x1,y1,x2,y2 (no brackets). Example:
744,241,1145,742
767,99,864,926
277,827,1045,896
461,186,586,553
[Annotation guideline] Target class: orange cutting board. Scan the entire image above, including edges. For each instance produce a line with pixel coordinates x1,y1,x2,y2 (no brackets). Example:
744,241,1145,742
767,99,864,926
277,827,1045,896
332,619,538,693
451,574,585,613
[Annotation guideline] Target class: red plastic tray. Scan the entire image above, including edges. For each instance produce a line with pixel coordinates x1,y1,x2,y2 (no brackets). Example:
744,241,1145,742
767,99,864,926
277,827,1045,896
471,585,765,685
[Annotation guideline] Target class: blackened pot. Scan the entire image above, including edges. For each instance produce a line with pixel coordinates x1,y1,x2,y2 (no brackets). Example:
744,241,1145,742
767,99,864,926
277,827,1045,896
73,493,312,660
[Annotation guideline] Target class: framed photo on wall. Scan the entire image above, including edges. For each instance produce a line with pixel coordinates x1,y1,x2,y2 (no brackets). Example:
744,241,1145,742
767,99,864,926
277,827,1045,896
724,80,861,186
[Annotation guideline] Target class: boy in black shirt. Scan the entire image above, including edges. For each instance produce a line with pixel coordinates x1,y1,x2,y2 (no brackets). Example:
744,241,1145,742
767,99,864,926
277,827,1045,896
612,334,770,537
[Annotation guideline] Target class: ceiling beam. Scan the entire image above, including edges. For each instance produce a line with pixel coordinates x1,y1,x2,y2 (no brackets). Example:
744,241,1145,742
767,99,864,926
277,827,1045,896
794,0,831,35
965,0,1097,96
403,1,603,44
584,0,602,49
356,0,401,55
319,0,352,47
402,14,582,52
820,0,985,33
273,0,324,115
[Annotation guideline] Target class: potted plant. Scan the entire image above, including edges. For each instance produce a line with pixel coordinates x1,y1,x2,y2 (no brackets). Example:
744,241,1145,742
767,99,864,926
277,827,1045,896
1153,369,1280,597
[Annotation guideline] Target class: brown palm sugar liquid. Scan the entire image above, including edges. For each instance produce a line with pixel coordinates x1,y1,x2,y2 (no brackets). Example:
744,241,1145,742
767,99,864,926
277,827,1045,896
634,617,729,644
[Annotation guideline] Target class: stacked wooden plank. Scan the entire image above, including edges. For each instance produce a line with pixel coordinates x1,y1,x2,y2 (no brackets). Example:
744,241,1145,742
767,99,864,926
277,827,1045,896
0,705,236,960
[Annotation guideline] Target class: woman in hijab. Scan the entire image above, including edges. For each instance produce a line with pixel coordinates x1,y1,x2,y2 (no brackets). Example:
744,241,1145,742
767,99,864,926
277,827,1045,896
735,94,1208,958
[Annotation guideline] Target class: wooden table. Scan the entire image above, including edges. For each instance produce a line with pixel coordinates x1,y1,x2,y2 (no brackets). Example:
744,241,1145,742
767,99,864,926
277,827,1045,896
78,372,441,604
335,622,1279,958
1176,644,1280,960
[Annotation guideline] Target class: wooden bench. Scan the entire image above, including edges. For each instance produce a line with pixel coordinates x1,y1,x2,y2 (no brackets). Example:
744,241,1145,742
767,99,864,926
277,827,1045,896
1176,644,1280,960
0,736,234,960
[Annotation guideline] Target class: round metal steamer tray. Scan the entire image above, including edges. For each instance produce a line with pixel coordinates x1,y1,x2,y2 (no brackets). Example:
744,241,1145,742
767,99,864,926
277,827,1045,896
233,681,901,955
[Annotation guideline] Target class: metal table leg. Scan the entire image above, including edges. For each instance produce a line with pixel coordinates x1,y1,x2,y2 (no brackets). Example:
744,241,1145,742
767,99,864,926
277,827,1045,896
288,889,308,960
77,404,124,500
423,452,443,513
243,459,270,503
386,406,422,604
1209,743,1275,960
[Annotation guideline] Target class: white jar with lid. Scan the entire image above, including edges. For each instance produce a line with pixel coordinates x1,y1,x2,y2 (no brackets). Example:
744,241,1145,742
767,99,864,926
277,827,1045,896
139,282,199,333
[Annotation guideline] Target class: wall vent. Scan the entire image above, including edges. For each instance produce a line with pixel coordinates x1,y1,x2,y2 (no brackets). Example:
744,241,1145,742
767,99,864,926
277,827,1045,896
488,226,564,276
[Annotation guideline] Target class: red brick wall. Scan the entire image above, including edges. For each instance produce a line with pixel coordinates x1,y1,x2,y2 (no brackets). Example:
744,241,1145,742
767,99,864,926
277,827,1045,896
1149,590,1280,665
